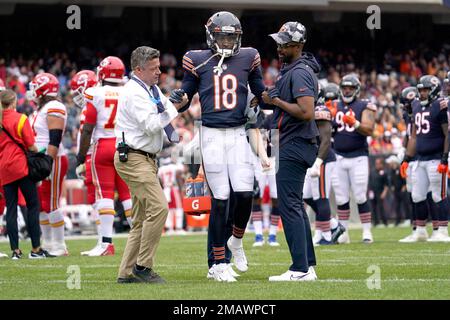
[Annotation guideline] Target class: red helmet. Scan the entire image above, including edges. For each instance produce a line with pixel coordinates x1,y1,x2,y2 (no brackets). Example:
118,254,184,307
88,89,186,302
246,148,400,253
28,73,59,100
0,78,5,91
70,70,98,107
97,56,125,83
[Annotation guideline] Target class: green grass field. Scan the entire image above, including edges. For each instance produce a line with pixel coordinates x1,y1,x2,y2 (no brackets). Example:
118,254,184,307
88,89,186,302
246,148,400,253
0,227,449,300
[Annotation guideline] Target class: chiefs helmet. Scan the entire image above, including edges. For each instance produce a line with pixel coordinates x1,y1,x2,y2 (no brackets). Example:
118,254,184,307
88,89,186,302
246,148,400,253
0,78,5,91
417,75,441,106
205,11,242,58
97,56,125,83
27,73,59,100
70,70,98,108
339,74,361,104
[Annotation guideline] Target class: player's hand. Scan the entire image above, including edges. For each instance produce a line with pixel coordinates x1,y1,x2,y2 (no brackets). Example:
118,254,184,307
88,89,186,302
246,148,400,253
325,100,337,118
76,163,86,180
261,157,271,172
439,98,448,110
267,87,280,100
308,158,323,178
262,87,280,105
437,163,448,174
169,89,185,104
396,147,406,163
76,154,86,167
400,161,409,179
173,93,189,110
342,109,359,127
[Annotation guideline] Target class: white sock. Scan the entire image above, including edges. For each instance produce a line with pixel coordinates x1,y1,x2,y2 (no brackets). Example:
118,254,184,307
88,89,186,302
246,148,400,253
165,210,174,230
252,213,263,236
314,229,322,239
95,219,101,243
99,212,115,239
322,231,332,241
175,208,184,230
340,220,349,230
439,226,448,234
39,212,52,245
362,222,372,233
122,199,133,228
330,217,338,230
269,223,278,236
230,235,243,248
49,210,65,245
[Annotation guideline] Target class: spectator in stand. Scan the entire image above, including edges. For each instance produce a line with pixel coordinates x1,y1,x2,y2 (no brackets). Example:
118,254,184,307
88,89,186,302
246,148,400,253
0,89,51,259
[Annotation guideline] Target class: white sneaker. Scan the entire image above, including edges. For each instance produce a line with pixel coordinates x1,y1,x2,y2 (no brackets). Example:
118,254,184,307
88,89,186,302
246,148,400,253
416,228,429,241
210,263,236,282
308,266,318,280
312,232,322,245
427,230,450,242
81,242,101,256
49,244,69,257
227,264,240,278
338,231,351,244
206,266,214,279
227,237,248,273
399,231,418,243
87,242,115,256
0,252,8,258
362,230,373,244
269,269,316,282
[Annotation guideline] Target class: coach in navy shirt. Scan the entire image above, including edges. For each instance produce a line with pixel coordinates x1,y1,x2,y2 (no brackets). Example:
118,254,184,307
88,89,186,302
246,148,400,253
262,21,319,281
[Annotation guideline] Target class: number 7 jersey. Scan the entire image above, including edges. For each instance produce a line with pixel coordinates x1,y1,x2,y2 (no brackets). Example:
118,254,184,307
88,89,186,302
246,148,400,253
84,85,123,140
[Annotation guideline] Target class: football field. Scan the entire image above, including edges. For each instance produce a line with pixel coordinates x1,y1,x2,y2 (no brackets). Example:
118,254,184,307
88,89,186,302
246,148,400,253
0,227,449,300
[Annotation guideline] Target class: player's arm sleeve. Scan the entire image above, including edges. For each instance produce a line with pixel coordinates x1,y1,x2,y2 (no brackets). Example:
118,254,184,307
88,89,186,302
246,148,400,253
46,105,66,119
179,53,200,113
248,50,274,110
438,107,448,125
84,102,97,125
133,91,177,135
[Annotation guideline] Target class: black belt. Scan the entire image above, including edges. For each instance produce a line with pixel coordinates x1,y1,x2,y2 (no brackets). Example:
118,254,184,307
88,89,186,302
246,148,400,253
128,148,156,159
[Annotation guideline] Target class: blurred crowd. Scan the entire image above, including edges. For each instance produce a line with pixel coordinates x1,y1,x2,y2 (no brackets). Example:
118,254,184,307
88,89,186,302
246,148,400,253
1,44,450,178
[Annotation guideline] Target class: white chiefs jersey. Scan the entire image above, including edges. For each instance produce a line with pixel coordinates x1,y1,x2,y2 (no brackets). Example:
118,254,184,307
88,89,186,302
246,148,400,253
84,85,124,140
31,100,67,156
76,105,95,155
158,163,184,188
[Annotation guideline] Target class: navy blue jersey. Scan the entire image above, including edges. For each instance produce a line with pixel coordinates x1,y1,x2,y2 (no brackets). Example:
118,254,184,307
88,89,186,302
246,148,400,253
271,52,320,146
333,99,377,158
315,104,336,163
412,98,448,160
180,47,265,128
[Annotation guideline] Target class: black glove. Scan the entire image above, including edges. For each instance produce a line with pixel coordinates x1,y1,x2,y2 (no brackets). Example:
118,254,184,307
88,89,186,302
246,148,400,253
169,89,185,104
267,87,280,100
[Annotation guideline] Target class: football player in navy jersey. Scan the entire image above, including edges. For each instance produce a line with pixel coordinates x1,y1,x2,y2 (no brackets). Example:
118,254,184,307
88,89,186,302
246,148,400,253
304,83,345,246
171,11,268,281
400,75,450,242
330,74,377,244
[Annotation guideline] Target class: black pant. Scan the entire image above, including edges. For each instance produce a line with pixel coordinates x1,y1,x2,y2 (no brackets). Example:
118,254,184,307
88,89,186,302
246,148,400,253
277,159,316,272
371,195,387,226
4,175,40,251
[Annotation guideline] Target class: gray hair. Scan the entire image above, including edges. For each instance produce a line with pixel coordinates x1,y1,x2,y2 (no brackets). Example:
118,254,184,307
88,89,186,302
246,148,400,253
131,46,160,70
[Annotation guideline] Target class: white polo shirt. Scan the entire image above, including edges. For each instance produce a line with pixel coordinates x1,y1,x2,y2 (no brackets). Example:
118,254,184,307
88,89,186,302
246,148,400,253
115,75,178,154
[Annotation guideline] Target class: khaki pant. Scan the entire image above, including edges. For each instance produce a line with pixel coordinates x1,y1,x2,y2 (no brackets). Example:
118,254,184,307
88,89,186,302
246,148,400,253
114,152,168,278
